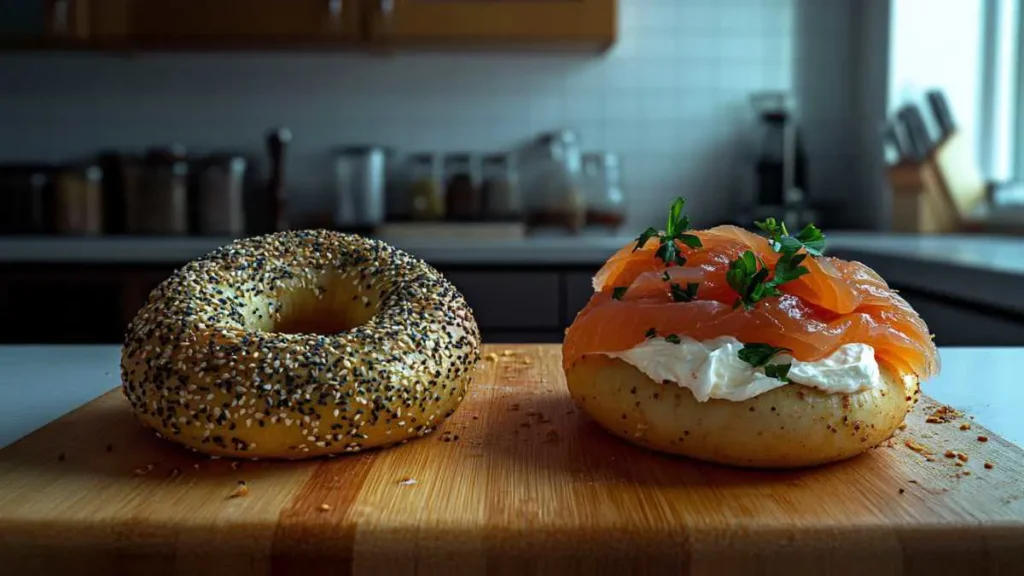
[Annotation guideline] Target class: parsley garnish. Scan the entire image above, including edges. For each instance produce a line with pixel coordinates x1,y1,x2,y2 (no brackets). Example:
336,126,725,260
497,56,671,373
726,248,810,310
644,328,657,339
669,282,699,302
764,363,792,381
611,286,628,300
664,334,682,344
737,343,792,366
738,343,793,382
755,218,827,256
632,198,703,266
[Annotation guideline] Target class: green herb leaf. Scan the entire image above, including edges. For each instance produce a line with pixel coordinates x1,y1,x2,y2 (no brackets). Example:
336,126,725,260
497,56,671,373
661,270,671,281
674,232,703,249
654,240,687,266
763,363,792,382
670,282,699,302
634,227,659,252
664,334,682,344
611,286,628,300
644,327,657,339
727,249,808,310
793,223,826,256
666,198,685,236
737,343,792,367
755,217,826,256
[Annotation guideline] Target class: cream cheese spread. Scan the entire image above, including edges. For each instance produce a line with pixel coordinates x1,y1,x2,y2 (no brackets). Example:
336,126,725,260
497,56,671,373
603,336,882,402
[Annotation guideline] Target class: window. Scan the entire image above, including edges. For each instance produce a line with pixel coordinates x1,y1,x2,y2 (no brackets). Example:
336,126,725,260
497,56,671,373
978,0,1021,181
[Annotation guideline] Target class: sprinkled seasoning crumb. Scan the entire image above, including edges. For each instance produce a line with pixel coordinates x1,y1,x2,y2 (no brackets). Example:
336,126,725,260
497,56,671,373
959,423,972,431
957,452,969,462
229,481,249,498
501,350,514,357
485,353,499,362
944,450,957,459
985,461,994,469
897,423,907,431
899,488,905,494
398,477,417,486
319,504,331,512
904,439,934,459
977,435,989,443
925,405,962,424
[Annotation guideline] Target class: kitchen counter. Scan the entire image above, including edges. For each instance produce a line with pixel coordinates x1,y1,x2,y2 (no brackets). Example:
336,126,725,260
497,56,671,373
1,345,1022,450
2,232,1024,313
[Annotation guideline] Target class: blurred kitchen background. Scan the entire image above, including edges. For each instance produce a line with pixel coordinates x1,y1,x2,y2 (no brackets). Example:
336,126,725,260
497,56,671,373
1,0,1023,346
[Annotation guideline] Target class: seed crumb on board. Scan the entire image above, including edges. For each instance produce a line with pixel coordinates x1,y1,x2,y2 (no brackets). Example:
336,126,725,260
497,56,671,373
904,439,935,459
977,435,989,443
897,422,907,431
485,353,499,362
502,350,514,357
925,405,963,424
229,481,249,498
319,504,331,512
957,452,969,462
899,488,905,495
959,423,972,431
985,462,995,469
398,477,418,486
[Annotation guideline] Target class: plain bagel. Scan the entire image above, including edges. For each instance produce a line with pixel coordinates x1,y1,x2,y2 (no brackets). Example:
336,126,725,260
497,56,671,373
565,355,919,469
121,230,481,459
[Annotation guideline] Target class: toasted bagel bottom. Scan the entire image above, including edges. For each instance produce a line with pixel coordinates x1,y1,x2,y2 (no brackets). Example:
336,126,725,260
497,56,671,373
565,355,919,468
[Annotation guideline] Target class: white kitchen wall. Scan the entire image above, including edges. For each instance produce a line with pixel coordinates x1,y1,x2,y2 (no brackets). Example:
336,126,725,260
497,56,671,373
0,0,880,229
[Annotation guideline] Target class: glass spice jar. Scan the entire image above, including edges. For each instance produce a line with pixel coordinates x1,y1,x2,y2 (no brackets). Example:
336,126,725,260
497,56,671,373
521,130,585,233
480,152,521,222
582,152,626,230
443,153,482,221
406,152,444,221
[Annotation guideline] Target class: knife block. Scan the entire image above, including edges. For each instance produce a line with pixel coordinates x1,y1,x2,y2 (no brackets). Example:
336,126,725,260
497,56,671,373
888,160,959,233
887,131,987,233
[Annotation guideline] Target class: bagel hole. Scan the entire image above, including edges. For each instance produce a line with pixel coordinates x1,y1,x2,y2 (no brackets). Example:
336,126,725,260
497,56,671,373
270,279,379,335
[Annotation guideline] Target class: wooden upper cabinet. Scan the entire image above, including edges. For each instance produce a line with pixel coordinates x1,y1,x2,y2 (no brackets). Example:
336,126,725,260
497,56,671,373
367,0,617,48
115,0,360,47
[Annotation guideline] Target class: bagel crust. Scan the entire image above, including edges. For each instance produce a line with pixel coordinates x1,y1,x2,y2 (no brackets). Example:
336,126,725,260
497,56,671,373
121,230,481,459
565,354,919,468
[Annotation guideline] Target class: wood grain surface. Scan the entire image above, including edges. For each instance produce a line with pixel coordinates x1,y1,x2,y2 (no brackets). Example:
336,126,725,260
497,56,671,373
1,344,1023,575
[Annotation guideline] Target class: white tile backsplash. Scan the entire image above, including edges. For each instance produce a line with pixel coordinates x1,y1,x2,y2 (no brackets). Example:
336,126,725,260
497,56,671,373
0,0,881,229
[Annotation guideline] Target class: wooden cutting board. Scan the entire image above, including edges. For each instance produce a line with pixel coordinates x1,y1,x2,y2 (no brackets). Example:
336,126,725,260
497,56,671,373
1,344,1023,575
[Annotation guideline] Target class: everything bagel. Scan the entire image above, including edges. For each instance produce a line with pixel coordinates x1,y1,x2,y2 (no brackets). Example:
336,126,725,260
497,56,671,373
121,230,481,459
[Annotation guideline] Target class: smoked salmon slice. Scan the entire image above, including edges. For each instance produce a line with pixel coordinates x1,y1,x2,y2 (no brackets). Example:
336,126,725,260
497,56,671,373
567,213,939,383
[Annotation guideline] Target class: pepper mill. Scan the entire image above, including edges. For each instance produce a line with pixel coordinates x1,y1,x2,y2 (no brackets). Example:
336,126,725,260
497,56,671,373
266,127,291,232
